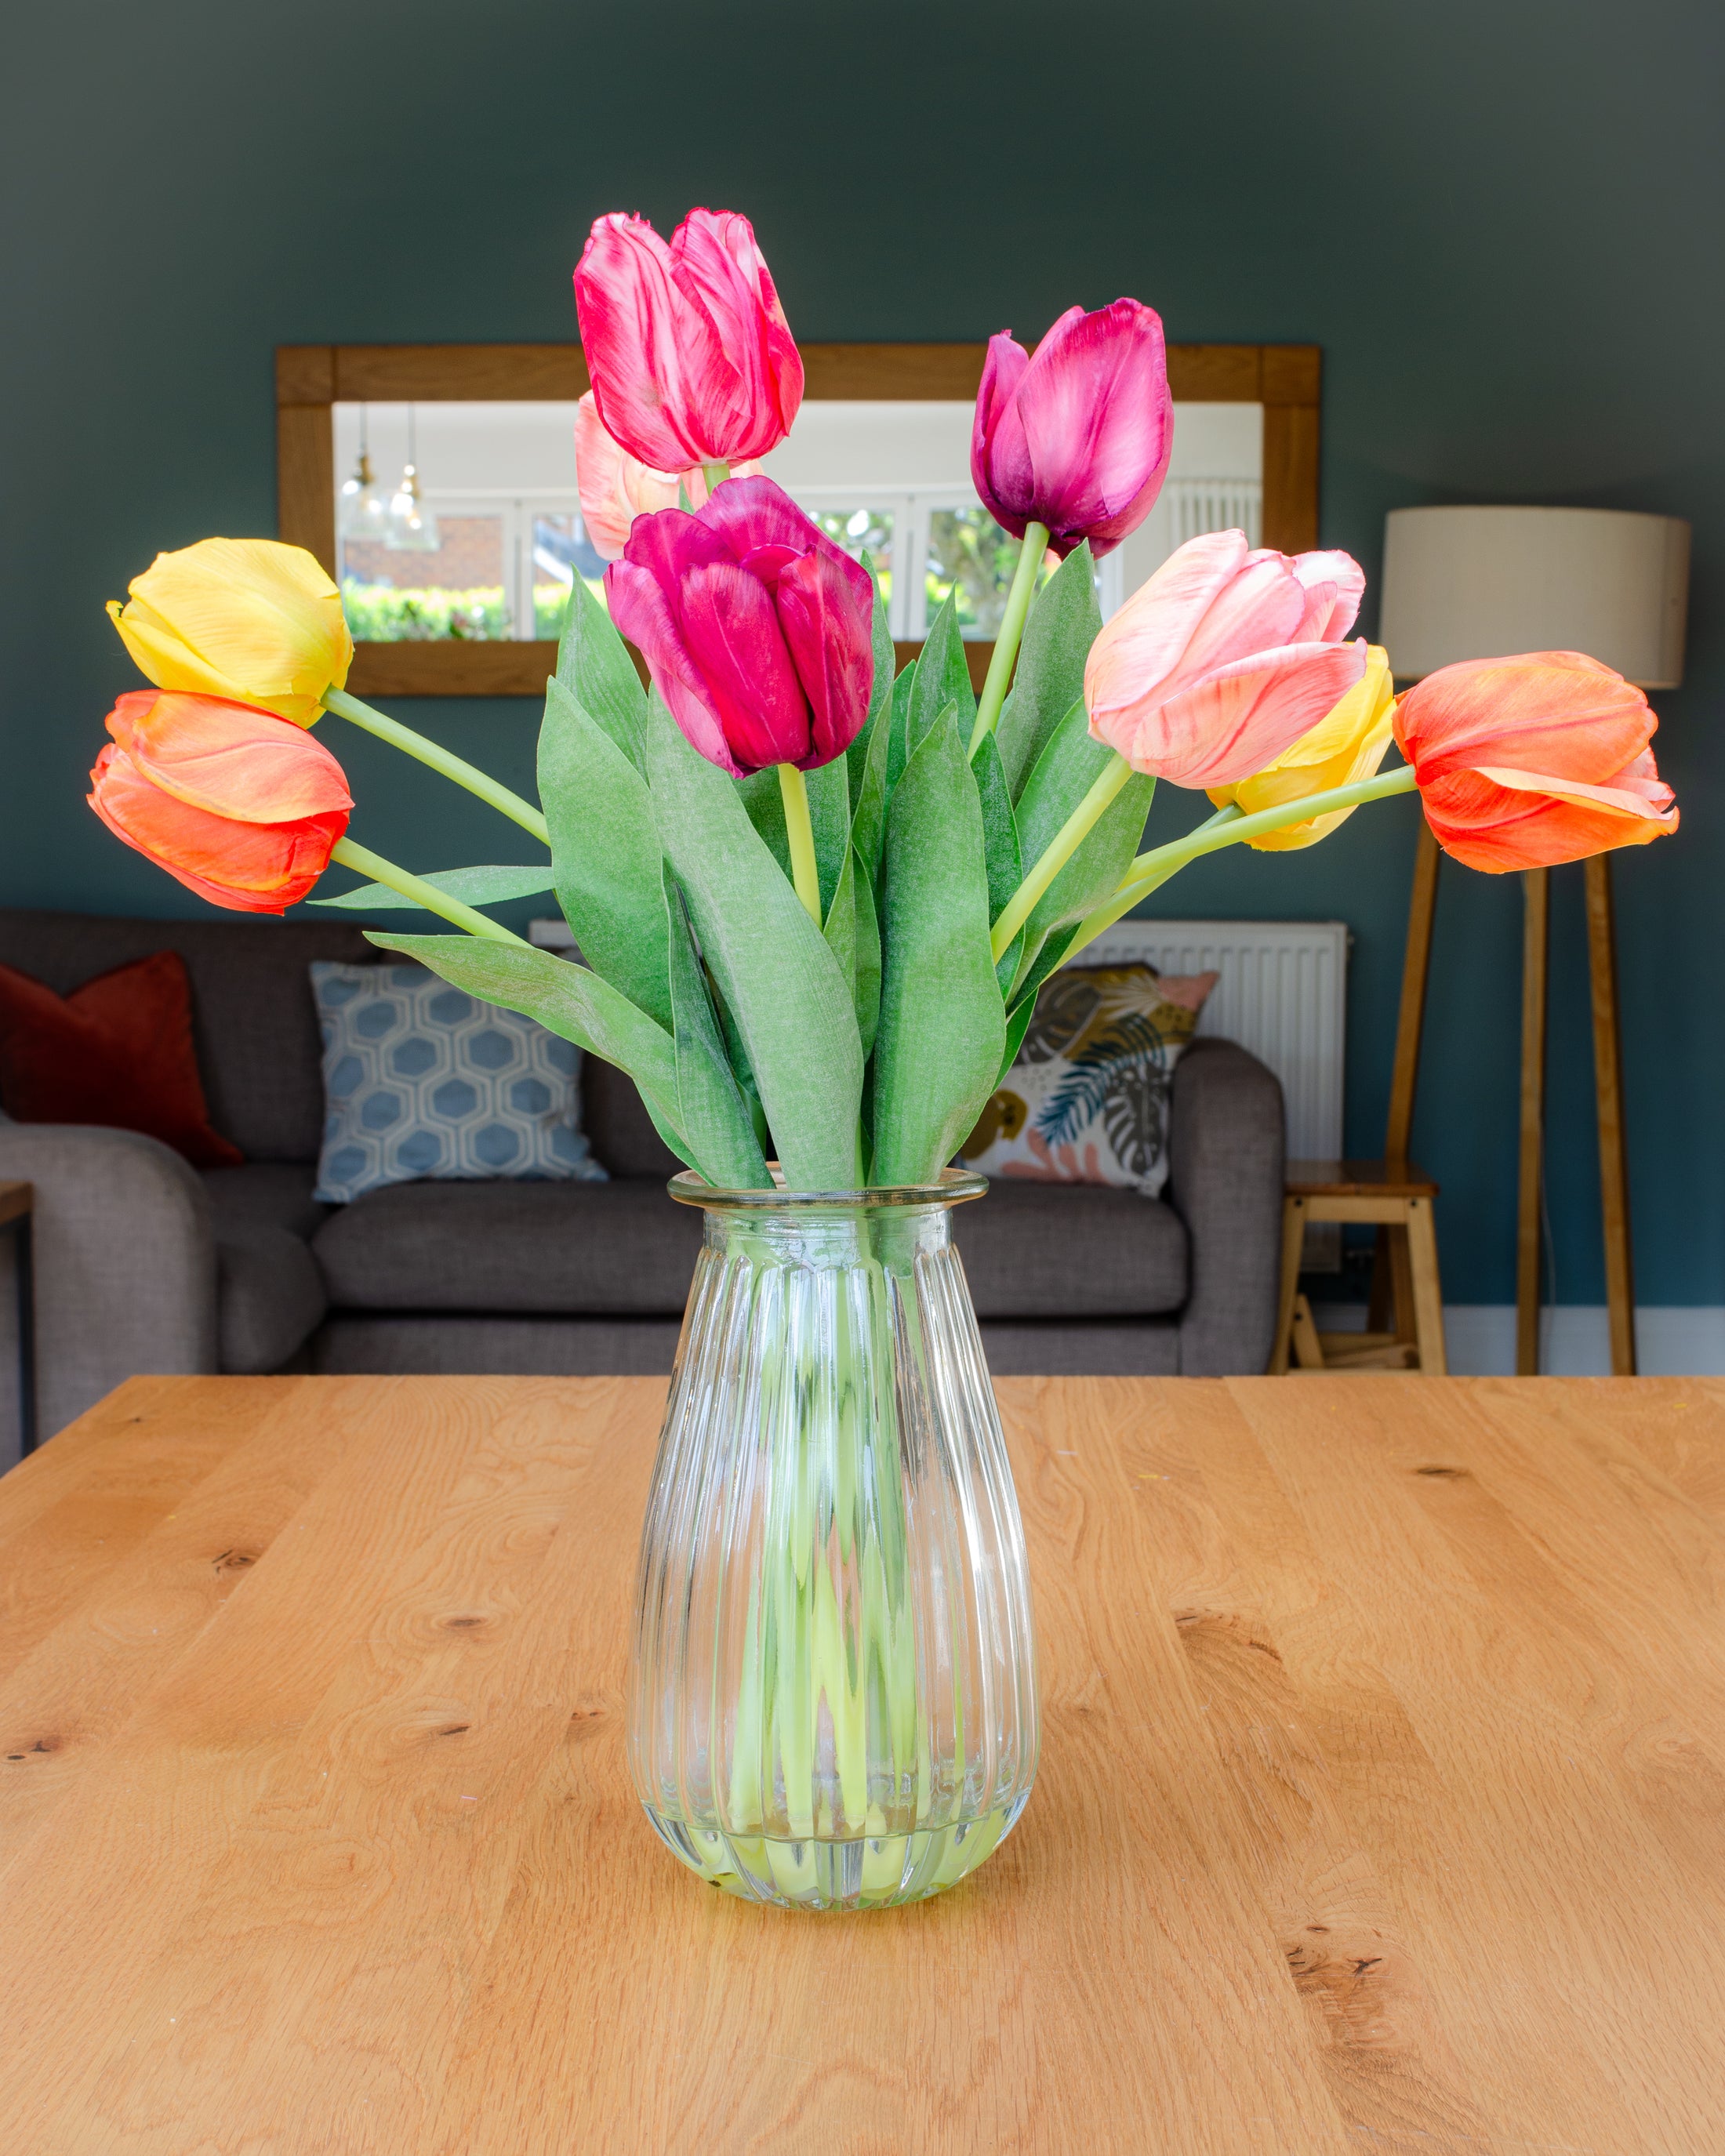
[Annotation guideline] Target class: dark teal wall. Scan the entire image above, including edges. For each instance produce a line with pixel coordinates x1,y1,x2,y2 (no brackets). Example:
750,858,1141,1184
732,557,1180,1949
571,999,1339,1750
3,0,1720,1302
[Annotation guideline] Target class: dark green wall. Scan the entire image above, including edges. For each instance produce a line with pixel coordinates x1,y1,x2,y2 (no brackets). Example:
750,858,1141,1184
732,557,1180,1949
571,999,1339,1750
3,0,1720,1303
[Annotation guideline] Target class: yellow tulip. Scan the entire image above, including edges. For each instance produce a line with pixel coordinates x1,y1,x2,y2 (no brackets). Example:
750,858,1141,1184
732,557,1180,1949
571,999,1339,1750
1208,644,1396,850
107,538,353,728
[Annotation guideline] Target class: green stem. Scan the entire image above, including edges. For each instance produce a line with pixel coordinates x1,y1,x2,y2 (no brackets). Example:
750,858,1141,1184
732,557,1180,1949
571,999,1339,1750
1070,764,1419,956
990,750,1133,964
778,762,823,925
329,838,532,946
702,460,732,495
968,520,1048,760
322,688,550,847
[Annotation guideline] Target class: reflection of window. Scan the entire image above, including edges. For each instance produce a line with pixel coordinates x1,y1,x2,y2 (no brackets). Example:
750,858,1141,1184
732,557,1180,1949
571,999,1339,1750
340,499,606,643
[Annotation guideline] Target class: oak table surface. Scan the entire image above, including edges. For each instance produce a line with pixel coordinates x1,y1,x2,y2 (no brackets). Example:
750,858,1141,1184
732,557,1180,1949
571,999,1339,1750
2,1375,1723,2154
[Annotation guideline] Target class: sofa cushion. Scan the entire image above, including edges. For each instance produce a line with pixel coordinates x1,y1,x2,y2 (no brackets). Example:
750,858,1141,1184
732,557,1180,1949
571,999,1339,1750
202,1163,331,1372
313,1178,703,1315
0,910,380,1163
952,1181,1188,1319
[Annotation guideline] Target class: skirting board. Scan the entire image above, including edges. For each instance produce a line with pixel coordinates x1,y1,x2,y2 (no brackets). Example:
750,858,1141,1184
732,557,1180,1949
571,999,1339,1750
1317,1304,1725,1377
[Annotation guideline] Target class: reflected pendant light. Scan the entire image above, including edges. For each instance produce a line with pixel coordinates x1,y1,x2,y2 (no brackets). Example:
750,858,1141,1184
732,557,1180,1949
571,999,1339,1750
338,405,390,541
386,405,441,553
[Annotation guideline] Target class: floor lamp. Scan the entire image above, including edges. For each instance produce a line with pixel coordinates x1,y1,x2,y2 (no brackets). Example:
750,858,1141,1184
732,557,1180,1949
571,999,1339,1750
1379,506,1690,1376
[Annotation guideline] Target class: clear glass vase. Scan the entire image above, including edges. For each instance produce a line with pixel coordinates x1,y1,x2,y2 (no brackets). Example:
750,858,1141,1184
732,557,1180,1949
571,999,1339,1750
627,1168,1040,1912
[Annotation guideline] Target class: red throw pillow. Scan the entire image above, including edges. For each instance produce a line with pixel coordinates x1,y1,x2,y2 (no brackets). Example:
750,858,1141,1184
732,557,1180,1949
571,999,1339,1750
0,952,243,1167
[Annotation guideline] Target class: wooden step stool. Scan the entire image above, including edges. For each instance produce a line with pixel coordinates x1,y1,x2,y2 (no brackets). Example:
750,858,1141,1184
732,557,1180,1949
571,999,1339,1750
1270,1160,1447,1373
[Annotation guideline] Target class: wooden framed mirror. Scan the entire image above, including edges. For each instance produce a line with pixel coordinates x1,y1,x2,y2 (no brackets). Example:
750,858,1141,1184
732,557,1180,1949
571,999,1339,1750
277,341,1320,699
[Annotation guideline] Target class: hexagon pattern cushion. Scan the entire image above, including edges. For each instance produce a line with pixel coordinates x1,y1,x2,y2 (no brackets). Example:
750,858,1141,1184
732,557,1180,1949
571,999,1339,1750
310,962,608,1203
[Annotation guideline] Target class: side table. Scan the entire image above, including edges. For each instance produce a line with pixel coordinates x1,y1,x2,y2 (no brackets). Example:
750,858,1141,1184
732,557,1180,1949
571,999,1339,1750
0,1181,35,1456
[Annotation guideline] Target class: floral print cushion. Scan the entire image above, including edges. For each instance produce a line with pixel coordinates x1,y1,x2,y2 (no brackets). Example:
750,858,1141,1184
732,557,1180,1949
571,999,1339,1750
958,963,1218,1196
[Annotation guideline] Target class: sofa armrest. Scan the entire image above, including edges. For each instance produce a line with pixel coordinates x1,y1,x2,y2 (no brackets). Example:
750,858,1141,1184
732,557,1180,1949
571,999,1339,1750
1166,1038,1285,1376
0,1124,218,1451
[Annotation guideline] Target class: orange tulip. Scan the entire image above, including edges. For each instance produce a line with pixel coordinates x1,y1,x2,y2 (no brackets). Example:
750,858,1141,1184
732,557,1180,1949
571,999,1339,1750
88,690,352,912
1393,651,1677,871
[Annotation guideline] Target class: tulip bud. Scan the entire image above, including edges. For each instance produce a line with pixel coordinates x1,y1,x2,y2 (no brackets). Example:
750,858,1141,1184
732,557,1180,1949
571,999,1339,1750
1208,646,1396,849
1085,529,1368,787
574,209,804,472
107,538,354,728
605,477,874,777
971,301,1173,560
573,394,761,562
88,690,352,912
1394,652,1678,870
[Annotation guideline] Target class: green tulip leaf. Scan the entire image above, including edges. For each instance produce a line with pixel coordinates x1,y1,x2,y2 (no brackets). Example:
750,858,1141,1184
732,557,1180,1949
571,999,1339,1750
850,846,882,1062
312,865,557,911
906,593,975,756
884,661,917,799
555,572,648,774
663,865,772,1189
1006,920,1083,1018
870,703,1005,1188
363,932,688,1155
851,654,901,884
641,690,863,1192
846,556,898,814
1008,699,1155,996
996,993,1038,1086
735,758,851,920
539,676,674,1033
996,543,1101,800
968,731,1026,993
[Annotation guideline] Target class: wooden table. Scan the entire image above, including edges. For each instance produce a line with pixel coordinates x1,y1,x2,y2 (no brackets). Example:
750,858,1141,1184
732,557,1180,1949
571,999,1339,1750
2,1374,1723,2153
0,1180,34,1456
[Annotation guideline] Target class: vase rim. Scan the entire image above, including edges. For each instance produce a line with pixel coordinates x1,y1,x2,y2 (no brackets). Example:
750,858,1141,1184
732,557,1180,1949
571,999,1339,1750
667,1165,988,1212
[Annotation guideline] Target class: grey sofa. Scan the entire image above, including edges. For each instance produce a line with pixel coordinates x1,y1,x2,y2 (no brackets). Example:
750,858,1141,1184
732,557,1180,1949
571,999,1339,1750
0,908,1286,1443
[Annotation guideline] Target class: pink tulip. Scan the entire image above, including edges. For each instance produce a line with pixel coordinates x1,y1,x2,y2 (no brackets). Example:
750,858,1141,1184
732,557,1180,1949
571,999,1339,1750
1085,530,1369,786
572,394,763,562
574,209,804,472
971,301,1173,560
605,477,874,777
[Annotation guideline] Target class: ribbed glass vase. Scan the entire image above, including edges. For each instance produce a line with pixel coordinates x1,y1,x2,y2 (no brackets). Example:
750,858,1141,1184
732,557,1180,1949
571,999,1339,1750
627,1168,1039,1912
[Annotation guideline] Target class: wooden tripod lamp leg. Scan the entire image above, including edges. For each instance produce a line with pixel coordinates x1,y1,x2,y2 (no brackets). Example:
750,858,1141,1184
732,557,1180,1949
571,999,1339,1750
1585,855,1637,1376
1371,817,1443,1332
1516,868,1549,1377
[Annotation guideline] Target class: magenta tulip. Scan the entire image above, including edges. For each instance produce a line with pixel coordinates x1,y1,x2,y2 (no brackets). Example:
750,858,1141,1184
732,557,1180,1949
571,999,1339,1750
971,301,1174,560
605,477,874,777
574,209,804,472
1085,529,1368,786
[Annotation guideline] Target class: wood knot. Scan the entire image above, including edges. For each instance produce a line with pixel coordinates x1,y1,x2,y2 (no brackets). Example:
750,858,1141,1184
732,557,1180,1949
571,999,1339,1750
1414,1465,1469,1479
438,1724,470,1738
212,1548,258,1573
4,1737,58,1762
441,1614,488,1631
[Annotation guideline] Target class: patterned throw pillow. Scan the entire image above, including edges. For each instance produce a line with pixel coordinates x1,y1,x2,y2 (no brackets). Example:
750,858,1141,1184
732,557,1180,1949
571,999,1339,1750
959,963,1218,1197
310,962,608,1203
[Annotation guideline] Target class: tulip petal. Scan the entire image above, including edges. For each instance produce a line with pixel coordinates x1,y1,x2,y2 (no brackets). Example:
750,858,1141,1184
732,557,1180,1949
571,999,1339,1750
675,561,812,771
1084,530,1255,752
604,556,742,775
970,331,1037,535
670,210,804,458
573,392,694,561
1124,640,1369,787
1290,550,1367,642
1012,299,1172,550
1421,761,1679,871
1395,652,1655,786
111,691,353,823
89,744,346,913
1164,552,1309,693
774,550,874,767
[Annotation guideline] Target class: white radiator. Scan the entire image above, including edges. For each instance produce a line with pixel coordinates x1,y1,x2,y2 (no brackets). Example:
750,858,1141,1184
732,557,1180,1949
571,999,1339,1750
1073,920,1348,1266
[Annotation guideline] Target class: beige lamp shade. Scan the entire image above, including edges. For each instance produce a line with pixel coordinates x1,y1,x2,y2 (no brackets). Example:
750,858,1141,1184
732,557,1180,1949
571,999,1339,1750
1379,505,1690,688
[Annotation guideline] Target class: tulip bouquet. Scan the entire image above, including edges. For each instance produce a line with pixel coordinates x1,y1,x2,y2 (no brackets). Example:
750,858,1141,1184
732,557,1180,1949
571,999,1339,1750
88,207,1680,1909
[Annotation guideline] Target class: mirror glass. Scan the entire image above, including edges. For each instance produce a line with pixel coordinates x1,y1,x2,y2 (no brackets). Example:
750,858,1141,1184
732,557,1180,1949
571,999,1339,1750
332,399,1263,644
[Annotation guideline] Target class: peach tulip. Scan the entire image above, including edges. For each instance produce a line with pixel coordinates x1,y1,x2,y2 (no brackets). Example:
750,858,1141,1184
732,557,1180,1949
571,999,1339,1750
1394,652,1677,870
1208,645,1397,849
574,209,803,471
88,690,352,912
572,394,761,561
1085,529,1368,787
107,538,353,728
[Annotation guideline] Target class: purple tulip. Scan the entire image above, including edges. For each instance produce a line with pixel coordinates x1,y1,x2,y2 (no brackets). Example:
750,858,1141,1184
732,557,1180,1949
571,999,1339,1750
971,300,1175,560
605,476,875,777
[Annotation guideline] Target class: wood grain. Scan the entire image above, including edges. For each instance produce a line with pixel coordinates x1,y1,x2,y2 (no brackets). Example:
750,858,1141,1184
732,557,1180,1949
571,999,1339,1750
13,1374,1713,2151
1586,855,1638,1375
1518,866,1551,1375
